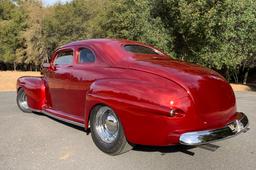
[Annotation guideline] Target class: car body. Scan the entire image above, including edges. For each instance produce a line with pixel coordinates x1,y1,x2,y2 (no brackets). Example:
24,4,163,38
16,39,249,155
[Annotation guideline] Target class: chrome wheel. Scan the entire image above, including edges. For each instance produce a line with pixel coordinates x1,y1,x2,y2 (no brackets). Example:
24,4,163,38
90,105,132,155
19,92,29,110
17,88,31,113
95,106,119,143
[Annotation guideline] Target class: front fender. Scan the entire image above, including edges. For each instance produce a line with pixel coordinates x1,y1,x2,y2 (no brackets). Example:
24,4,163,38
17,76,45,110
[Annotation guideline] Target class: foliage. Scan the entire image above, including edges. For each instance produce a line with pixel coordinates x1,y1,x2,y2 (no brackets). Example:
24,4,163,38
42,0,93,54
92,0,172,53
0,0,255,83
16,0,45,67
0,0,27,69
152,0,256,82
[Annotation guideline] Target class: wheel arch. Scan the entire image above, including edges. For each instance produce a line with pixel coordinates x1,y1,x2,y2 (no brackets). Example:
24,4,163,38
16,76,46,110
85,103,105,128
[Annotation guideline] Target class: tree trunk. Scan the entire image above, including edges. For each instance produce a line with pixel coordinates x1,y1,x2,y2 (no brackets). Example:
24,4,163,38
233,72,239,83
225,69,230,82
243,68,249,85
13,62,16,71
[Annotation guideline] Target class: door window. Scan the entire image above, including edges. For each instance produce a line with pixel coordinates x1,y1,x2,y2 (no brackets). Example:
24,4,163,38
78,48,95,63
54,51,74,65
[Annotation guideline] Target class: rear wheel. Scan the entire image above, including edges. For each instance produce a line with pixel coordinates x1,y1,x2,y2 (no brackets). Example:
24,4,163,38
17,88,31,113
90,105,132,155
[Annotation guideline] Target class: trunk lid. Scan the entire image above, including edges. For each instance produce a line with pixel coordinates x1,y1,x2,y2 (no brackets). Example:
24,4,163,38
122,55,236,128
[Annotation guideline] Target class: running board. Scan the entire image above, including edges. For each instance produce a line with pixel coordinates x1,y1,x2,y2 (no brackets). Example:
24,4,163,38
31,108,85,128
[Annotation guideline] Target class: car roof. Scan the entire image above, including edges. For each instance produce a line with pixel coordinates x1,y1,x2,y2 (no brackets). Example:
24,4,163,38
57,38,166,65
62,38,142,47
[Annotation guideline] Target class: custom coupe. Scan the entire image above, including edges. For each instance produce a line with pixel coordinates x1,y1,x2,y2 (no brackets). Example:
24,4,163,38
16,39,249,155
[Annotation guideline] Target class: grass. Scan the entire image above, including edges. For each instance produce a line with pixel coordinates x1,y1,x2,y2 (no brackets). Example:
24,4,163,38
230,83,256,92
0,71,40,91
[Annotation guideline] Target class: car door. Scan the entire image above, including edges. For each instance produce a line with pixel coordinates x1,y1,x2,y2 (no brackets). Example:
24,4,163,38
45,48,75,114
67,47,97,118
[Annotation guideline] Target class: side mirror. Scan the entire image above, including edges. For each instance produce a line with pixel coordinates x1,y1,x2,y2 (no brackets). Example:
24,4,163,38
42,63,56,70
42,63,50,68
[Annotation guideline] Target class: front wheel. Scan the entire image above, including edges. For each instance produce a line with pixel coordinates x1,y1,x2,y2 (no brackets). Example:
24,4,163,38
90,105,132,155
17,88,31,113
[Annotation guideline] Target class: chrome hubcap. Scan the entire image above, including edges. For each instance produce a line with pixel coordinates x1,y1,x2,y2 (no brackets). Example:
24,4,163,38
19,90,29,110
95,106,119,143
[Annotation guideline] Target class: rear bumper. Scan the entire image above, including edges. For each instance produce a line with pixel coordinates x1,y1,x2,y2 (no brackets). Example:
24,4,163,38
179,112,249,145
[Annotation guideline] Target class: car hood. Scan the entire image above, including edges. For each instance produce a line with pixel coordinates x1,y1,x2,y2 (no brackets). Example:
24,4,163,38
121,55,236,129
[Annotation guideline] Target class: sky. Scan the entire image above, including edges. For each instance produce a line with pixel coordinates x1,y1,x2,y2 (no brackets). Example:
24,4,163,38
42,0,72,6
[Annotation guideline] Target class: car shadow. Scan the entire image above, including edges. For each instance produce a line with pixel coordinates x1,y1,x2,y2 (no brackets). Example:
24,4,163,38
132,145,196,156
132,143,220,156
133,143,220,156
32,111,87,132
33,111,220,156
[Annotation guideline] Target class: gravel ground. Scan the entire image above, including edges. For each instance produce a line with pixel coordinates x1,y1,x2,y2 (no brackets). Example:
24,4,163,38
0,92,255,170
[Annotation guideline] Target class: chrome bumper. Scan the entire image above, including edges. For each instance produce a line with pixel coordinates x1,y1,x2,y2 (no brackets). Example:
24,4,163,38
180,112,249,145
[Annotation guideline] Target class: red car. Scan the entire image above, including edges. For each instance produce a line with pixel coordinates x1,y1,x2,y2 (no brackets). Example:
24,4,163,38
16,39,249,155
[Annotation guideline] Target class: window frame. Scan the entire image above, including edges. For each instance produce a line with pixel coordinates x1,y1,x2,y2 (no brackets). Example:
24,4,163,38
52,48,75,66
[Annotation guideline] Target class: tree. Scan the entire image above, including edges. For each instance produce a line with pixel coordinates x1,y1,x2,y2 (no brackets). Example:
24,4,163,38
153,0,256,82
0,0,255,84
92,0,172,54
42,0,93,54
15,0,46,70
0,0,27,70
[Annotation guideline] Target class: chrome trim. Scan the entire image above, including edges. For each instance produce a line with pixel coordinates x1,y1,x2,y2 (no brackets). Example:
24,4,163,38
180,112,249,145
30,108,85,128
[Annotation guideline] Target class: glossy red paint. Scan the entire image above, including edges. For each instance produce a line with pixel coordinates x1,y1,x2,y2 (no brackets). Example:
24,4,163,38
17,39,240,146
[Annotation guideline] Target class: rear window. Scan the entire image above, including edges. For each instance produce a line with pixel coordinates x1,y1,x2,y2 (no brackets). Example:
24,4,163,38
124,45,159,55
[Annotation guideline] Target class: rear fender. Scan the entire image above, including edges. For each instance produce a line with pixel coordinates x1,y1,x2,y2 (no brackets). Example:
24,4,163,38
17,76,46,110
84,78,195,145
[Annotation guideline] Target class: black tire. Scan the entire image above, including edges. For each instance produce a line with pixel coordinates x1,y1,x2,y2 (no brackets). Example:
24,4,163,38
90,105,132,155
17,88,32,113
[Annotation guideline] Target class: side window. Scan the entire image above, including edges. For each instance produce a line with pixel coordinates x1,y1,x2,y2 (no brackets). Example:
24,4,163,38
79,48,95,63
54,51,74,65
